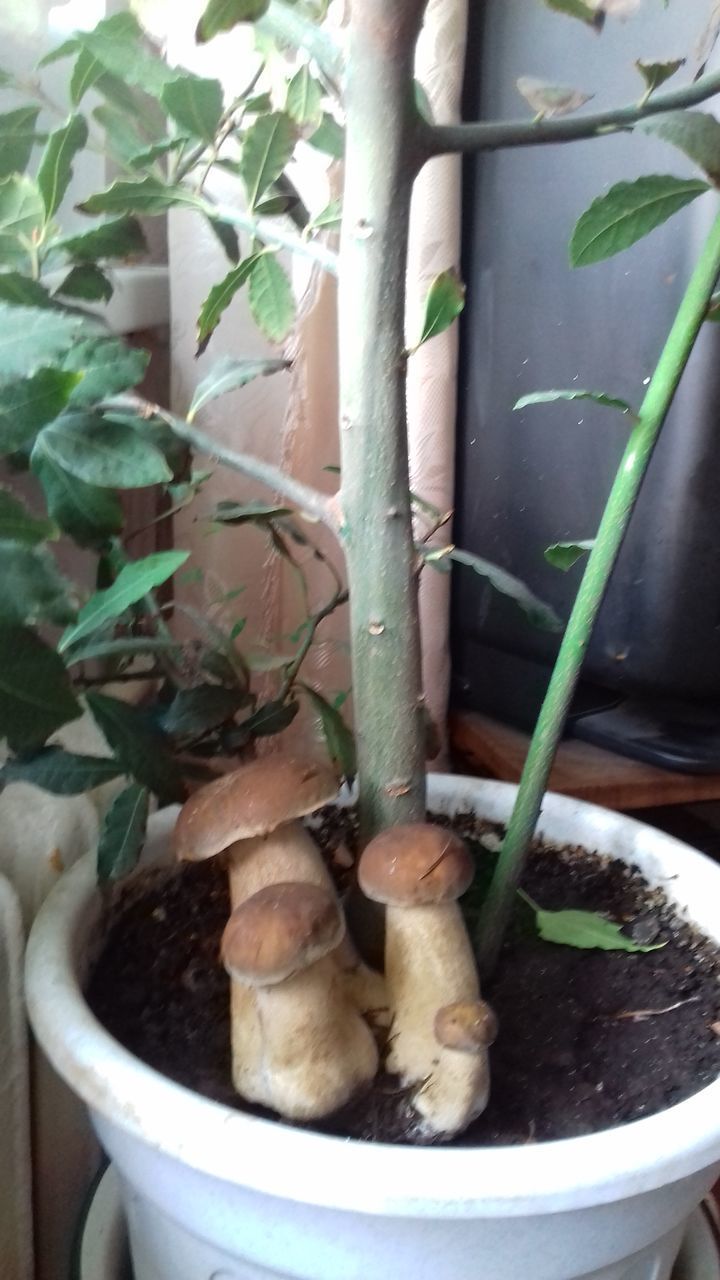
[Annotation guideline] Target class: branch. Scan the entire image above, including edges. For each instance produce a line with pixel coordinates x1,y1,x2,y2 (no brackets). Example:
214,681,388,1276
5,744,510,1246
106,396,340,535
421,67,720,155
204,199,339,275
256,0,344,91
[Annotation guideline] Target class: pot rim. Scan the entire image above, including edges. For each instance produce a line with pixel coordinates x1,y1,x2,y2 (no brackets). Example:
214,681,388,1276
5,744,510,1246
24,775,720,1219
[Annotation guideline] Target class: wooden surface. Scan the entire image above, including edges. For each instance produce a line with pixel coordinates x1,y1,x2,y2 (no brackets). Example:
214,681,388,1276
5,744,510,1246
450,710,720,811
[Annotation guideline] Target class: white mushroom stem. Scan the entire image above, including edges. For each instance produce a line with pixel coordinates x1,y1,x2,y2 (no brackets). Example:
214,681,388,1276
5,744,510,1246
384,902,485,1133
253,956,379,1120
226,821,385,1099
414,1045,490,1138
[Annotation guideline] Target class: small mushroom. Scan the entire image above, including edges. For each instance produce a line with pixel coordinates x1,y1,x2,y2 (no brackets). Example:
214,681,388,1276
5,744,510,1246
221,882,379,1120
358,823,490,1137
417,1000,498,1136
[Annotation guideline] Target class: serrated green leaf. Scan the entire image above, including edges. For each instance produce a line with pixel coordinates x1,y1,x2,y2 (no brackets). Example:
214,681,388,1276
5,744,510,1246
0,305,90,377
210,499,292,524
0,274,54,309
635,58,684,97
196,253,261,350
92,103,148,166
0,107,40,180
33,413,172,489
0,368,81,453
196,0,270,41
414,269,465,349
57,263,113,302
70,47,104,106
97,781,149,882
514,389,635,415
189,355,289,419
57,216,148,263
0,541,75,626
309,197,342,230
37,115,88,220
248,252,295,342
543,0,605,27
162,684,249,737
286,65,323,127
445,547,561,631
0,747,123,793
307,112,344,159
38,38,79,68
570,175,710,267
639,111,720,185
206,215,240,263
0,176,44,268
31,450,123,548
0,489,57,544
0,626,80,752
79,176,203,218
240,112,296,210
63,338,149,407
301,683,355,780
77,12,177,98
161,74,224,143
59,549,189,652
129,136,189,169
544,539,595,570
86,692,184,800
106,411,190,484
520,891,665,952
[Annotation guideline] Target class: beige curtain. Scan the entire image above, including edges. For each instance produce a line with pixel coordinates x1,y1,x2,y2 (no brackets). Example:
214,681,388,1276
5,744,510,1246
167,0,469,759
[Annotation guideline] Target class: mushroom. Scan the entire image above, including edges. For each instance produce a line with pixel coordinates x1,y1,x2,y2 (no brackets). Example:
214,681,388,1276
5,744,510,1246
221,882,379,1120
173,755,385,1100
416,1000,498,1136
358,822,490,1137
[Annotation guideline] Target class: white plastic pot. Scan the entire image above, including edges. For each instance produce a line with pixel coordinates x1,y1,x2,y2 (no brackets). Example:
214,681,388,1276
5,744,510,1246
25,776,720,1280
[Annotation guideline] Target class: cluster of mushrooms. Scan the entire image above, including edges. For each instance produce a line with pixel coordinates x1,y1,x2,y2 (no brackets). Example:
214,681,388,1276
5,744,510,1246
173,755,497,1139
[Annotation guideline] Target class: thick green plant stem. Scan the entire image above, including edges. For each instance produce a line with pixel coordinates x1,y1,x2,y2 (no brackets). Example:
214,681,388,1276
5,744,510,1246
338,1,427,841
477,208,720,975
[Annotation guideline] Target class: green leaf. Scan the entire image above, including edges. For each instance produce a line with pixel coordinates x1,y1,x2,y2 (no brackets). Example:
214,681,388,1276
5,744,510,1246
639,111,720,185
77,12,176,98
57,216,147,262
161,74,224,143
85,692,184,800
543,0,605,27
248,252,295,342
31,450,123,548
207,215,240,263
0,368,82,453
79,177,203,218
92,103,148,166
514,389,635,416
35,413,171,489
286,65,323,127
0,626,80,752
162,684,249,737
307,112,344,159
189,355,289,419
544,539,595,570
128,136,190,169
301,683,355,780
0,274,54,309
0,107,40,180
706,291,720,322
210,499,292,524
516,76,593,119
57,264,113,302
309,197,342,231
446,546,561,631
0,489,57,544
70,47,105,106
97,782,149,883
0,304,91,378
37,115,88,220
196,253,261,350
635,58,684,96
240,112,296,210
0,176,44,268
414,269,465,349
196,0,270,42
0,747,124,794
59,550,189,652
0,542,75,626
520,892,664,952
240,698,299,737
570,175,711,267
63,338,149,407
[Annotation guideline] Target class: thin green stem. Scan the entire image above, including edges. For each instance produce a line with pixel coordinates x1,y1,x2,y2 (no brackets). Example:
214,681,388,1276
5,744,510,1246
477,207,720,975
421,66,720,155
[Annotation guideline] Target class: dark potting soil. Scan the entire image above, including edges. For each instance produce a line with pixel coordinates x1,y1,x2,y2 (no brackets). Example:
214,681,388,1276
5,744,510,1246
86,808,720,1147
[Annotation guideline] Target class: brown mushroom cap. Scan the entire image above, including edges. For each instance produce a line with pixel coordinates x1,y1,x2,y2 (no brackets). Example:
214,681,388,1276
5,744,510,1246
357,823,473,906
434,1001,498,1052
221,881,345,985
173,755,337,863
